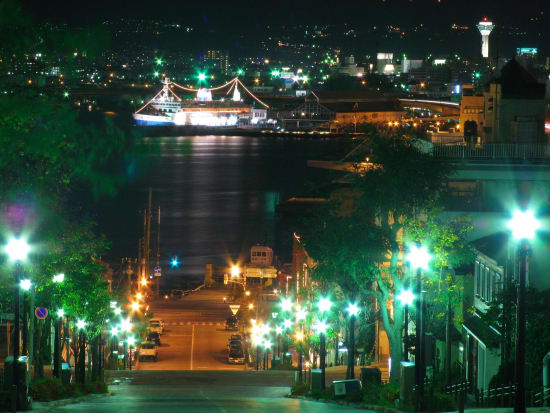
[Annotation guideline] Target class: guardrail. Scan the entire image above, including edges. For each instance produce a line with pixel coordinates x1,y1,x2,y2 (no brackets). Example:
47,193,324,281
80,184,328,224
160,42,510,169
432,143,550,161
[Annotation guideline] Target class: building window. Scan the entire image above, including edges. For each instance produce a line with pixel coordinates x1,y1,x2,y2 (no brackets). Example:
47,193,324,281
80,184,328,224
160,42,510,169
485,267,490,301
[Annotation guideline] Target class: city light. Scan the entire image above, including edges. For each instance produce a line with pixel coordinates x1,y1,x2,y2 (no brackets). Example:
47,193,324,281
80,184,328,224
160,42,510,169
153,71,159,77
263,339,272,349
296,307,307,321
155,57,163,66
114,307,122,315
4,238,30,261
171,257,180,268
283,319,292,329
280,297,292,312
346,303,360,317
295,331,304,341
53,273,65,283
140,278,147,286
313,319,329,335
20,279,32,291
271,70,280,77
397,289,415,306
120,318,132,332
136,292,143,300
260,323,270,336
57,309,65,318
508,210,540,240
198,73,206,81
63,91,69,98
131,301,140,311
245,291,250,296
275,326,283,335
317,297,332,313
77,319,86,330
231,265,240,277
127,336,136,346
248,303,254,310
111,326,119,336
407,245,431,270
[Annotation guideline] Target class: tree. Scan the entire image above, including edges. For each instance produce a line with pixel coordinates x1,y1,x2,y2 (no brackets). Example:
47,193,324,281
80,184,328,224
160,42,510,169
303,130,472,383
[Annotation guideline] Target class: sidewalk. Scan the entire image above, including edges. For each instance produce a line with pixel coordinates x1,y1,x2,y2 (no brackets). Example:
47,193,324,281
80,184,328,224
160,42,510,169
325,360,390,384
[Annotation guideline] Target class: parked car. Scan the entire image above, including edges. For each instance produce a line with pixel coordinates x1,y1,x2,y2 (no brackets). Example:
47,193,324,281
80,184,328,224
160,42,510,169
138,341,158,362
149,320,163,334
228,348,245,364
225,316,238,331
147,331,161,346
227,339,242,350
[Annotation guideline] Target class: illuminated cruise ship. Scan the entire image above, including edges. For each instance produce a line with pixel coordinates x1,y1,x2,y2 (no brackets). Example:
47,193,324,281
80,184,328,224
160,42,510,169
133,78,267,127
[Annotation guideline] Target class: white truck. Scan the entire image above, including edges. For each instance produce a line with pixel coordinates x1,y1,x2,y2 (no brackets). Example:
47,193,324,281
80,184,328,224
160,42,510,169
138,341,158,361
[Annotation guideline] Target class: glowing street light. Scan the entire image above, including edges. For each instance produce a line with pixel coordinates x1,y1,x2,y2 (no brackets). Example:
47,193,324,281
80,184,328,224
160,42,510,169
127,336,136,346
153,71,160,77
280,298,293,312
131,301,140,312
508,209,541,413
260,323,271,336
245,290,251,296
56,309,65,318
346,303,360,317
53,273,65,283
76,319,86,330
248,303,254,310
271,70,280,77
198,73,206,82
231,265,240,277
263,339,272,349
120,318,132,332
283,319,292,329
317,296,332,313
296,307,307,321
295,331,304,341
397,289,415,307
20,279,32,291
314,319,328,335
140,278,147,287
275,326,283,335
4,238,30,261
508,210,540,240
114,307,122,315
171,257,180,268
63,91,69,98
110,326,120,336
407,245,431,270
155,57,163,66
136,292,143,300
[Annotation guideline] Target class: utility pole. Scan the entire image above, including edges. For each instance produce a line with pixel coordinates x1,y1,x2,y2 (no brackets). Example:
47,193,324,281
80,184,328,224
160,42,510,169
156,205,161,298
145,188,152,285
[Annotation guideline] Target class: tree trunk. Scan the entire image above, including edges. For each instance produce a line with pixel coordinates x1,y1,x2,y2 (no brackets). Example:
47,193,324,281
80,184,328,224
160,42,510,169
388,330,403,383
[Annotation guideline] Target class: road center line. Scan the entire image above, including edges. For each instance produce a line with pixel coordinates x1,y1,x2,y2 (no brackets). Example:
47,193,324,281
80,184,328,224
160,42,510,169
190,323,195,370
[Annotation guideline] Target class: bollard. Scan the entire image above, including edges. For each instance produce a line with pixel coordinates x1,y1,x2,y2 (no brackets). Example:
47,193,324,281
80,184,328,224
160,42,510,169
458,389,465,413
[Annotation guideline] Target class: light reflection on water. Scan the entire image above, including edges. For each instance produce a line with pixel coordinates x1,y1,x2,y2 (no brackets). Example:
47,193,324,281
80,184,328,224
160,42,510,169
96,135,348,289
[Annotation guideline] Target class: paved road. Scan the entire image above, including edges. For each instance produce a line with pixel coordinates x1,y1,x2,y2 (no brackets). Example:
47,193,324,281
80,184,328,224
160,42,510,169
46,370,369,412
137,288,246,371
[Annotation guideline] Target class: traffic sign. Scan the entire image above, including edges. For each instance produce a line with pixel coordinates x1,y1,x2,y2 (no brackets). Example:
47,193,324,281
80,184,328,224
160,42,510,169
229,304,240,315
35,307,48,320
154,266,162,277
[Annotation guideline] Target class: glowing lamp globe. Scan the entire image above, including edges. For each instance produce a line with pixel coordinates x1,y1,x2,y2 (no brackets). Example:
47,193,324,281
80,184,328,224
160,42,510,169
111,326,119,336
314,320,329,335
346,303,360,317
127,336,136,346
231,265,240,277
296,308,307,321
57,309,65,318
407,245,431,270
295,331,304,341
275,326,283,335
114,307,122,315
20,279,32,291
120,318,132,332
53,273,65,283
198,73,206,81
171,257,180,268
508,210,540,240
397,289,415,306
5,238,30,261
263,339,272,349
77,319,86,330
283,319,292,329
317,297,332,313
280,298,292,312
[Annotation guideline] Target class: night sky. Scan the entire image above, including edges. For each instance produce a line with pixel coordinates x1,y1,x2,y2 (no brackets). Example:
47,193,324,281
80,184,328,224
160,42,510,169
22,0,548,28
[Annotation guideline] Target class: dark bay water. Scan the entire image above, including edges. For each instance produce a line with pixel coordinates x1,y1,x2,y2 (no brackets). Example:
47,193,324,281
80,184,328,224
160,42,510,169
95,135,351,288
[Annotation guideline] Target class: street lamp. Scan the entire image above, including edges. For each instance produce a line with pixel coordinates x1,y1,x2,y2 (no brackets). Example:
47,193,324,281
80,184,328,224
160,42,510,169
314,294,330,391
53,308,65,378
19,279,32,291
131,301,140,312
408,244,431,413
4,237,30,408
53,273,65,283
171,257,180,268
231,265,239,277
398,289,415,361
280,297,292,312
346,303,360,379
127,337,136,370
509,210,540,413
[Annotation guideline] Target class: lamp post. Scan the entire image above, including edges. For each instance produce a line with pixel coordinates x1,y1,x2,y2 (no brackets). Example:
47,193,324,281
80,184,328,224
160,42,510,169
508,210,540,413
76,319,87,384
20,279,31,356
317,297,332,390
53,309,64,378
408,244,431,413
296,330,304,382
397,289,415,361
127,337,136,371
346,303,360,379
4,237,30,409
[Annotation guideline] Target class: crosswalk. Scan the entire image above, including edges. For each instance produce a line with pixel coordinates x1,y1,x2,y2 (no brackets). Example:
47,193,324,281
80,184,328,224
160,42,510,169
164,321,225,327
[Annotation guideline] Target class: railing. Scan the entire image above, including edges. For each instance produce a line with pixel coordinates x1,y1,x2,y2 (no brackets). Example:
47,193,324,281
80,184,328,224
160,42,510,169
475,384,516,407
432,143,550,161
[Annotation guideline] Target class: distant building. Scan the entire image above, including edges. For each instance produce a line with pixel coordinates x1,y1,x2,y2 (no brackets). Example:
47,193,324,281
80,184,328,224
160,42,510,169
335,55,365,77
376,53,394,75
204,50,230,74
482,59,546,143
477,19,495,58
459,85,484,142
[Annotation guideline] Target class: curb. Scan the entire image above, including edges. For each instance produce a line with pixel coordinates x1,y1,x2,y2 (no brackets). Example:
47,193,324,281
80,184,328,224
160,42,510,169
286,394,405,413
32,392,112,412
